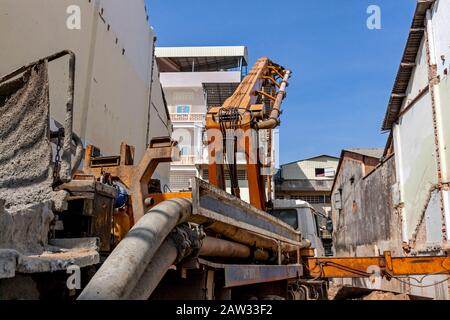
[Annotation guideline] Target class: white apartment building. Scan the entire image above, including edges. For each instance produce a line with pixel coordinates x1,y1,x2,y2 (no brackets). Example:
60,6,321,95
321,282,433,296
156,46,258,200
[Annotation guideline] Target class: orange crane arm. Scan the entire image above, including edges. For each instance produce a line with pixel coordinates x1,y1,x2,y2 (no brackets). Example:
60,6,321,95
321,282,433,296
205,57,291,210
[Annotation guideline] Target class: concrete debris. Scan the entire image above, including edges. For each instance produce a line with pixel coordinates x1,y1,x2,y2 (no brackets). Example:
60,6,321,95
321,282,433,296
0,201,53,255
360,291,410,300
0,237,99,280
328,283,413,300
0,62,65,211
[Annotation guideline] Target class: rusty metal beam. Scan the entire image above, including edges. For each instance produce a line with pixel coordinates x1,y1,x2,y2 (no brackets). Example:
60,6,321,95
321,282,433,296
191,178,302,247
303,251,450,278
83,137,179,224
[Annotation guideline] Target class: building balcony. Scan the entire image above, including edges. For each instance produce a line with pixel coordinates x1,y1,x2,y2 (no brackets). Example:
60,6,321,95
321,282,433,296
170,113,205,123
172,155,198,166
275,179,334,192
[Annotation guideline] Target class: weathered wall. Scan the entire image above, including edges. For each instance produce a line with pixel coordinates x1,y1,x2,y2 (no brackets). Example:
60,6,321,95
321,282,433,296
430,0,450,79
390,0,450,246
332,156,400,255
332,156,407,293
436,76,450,243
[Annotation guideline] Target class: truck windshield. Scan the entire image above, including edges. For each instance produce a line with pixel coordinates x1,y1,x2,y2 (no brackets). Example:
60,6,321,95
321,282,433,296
270,209,298,229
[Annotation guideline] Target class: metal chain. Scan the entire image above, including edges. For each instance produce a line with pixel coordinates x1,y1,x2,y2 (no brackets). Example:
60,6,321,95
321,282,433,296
53,128,63,180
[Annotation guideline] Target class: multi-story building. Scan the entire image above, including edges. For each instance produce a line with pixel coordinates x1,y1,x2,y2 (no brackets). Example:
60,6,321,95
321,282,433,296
156,46,259,201
275,155,339,256
275,155,339,217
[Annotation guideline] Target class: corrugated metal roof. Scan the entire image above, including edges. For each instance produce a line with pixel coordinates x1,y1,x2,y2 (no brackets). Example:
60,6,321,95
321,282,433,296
280,155,339,167
155,46,248,65
381,0,435,131
345,148,384,159
275,179,334,192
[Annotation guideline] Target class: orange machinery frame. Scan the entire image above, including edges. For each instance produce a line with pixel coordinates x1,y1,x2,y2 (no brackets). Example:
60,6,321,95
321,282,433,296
205,57,292,211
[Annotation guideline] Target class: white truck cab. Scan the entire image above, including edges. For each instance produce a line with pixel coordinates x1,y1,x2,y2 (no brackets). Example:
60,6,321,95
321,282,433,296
270,199,326,257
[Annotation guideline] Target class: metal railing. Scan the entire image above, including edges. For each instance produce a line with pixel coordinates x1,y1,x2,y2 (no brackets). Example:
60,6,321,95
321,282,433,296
170,113,205,122
172,155,197,165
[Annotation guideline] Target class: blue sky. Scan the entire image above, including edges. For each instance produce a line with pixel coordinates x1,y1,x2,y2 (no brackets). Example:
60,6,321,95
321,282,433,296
145,0,416,164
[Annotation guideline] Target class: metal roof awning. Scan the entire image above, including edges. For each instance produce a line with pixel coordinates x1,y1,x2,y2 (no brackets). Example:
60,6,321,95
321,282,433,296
203,82,240,108
381,0,435,131
156,46,248,72
275,179,334,192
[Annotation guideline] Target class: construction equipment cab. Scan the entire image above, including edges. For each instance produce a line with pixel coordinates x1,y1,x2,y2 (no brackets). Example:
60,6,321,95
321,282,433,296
270,199,326,257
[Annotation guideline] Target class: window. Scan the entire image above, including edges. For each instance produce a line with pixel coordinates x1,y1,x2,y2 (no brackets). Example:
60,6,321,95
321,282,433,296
290,195,329,204
315,168,325,177
176,105,191,114
316,167,335,177
270,209,298,229
180,147,189,156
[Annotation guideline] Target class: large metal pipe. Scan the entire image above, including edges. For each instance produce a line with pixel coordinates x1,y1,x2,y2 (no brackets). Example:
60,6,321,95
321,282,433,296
200,236,251,258
206,221,300,253
128,235,272,300
128,236,178,300
200,237,271,261
255,69,291,130
78,198,192,300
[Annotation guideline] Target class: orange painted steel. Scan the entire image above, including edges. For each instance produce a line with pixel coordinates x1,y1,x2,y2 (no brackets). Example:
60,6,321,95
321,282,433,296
83,137,179,225
205,57,291,211
303,251,450,279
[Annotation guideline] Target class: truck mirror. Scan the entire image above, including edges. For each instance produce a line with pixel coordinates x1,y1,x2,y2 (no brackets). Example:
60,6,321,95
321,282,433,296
326,218,333,233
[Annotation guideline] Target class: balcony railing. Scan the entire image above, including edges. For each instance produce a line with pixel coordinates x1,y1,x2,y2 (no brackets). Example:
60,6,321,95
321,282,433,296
172,155,197,166
170,113,205,122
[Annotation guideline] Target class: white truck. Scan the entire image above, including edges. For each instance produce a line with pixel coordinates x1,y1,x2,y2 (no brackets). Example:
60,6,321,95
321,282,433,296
271,199,329,257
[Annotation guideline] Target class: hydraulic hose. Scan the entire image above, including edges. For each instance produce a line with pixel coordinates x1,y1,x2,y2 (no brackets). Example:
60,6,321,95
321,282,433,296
77,198,192,300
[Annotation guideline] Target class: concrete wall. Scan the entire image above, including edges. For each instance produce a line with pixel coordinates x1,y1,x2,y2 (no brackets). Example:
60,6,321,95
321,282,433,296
281,156,338,180
0,0,171,187
332,156,408,293
332,156,400,253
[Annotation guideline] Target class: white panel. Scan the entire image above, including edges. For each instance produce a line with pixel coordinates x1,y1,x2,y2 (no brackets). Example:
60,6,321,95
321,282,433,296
425,191,443,245
100,0,153,84
397,92,438,239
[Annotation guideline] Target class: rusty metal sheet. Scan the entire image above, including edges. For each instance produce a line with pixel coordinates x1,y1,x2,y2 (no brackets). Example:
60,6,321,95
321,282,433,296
224,264,303,288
